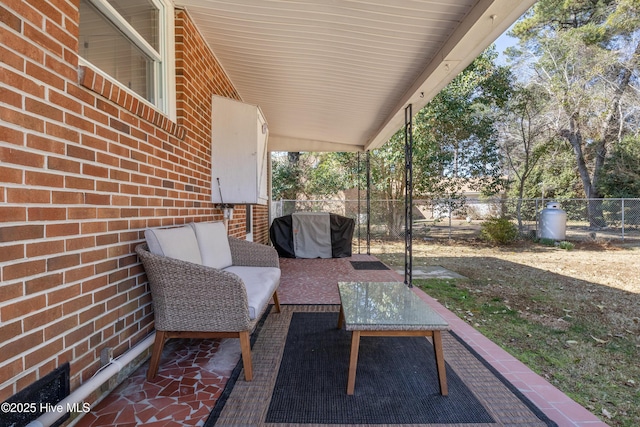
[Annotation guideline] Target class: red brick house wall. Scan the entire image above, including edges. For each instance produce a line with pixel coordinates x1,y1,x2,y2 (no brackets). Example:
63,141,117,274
0,1,267,404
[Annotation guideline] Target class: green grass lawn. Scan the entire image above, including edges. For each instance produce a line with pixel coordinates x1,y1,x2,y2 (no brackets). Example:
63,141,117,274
415,277,640,427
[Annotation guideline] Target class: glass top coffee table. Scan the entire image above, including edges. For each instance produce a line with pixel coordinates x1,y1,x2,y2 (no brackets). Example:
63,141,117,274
337,281,450,395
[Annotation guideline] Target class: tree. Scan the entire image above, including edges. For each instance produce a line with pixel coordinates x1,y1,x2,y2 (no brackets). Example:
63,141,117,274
271,152,304,200
304,152,359,197
369,47,512,234
499,85,553,228
522,147,584,200
597,136,640,197
415,46,511,197
509,0,640,227
271,151,358,212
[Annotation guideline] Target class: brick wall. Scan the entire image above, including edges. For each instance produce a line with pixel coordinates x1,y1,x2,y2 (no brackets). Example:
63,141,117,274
253,204,270,244
0,1,267,404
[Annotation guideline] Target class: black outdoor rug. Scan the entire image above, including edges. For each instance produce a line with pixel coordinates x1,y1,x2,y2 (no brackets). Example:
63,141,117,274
350,261,390,270
207,305,558,426
266,312,491,424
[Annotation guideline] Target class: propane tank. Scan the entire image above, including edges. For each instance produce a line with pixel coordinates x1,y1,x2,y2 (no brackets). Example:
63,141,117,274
539,202,567,240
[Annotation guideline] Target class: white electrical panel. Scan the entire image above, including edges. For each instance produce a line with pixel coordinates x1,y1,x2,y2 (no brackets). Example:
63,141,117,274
211,95,269,205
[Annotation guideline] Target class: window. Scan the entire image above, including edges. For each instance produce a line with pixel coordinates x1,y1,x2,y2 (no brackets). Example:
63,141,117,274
79,0,174,116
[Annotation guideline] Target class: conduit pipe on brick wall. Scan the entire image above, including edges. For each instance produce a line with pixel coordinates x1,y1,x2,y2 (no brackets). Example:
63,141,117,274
27,332,155,427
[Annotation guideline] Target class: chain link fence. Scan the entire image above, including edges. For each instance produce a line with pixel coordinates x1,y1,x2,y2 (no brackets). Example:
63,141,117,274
271,198,640,242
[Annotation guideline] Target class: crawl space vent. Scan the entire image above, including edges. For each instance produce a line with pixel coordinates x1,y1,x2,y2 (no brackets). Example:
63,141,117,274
2,363,70,427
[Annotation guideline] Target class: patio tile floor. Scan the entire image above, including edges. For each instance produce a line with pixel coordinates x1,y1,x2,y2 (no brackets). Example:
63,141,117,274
74,254,607,427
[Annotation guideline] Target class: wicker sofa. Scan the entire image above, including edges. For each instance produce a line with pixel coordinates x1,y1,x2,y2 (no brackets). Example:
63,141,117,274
135,221,281,381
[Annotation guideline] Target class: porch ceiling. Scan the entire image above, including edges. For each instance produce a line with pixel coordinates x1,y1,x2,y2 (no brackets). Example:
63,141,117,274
175,0,536,152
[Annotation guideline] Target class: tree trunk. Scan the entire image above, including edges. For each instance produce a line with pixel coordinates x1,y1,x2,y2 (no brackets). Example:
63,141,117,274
516,179,526,229
382,199,404,238
560,119,606,227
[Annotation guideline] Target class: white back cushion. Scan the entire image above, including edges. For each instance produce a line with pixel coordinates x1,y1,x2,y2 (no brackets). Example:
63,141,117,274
145,226,202,265
188,222,233,269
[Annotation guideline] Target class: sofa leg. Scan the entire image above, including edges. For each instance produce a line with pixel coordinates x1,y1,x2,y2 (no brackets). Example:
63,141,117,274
147,330,167,381
272,290,281,313
239,331,253,381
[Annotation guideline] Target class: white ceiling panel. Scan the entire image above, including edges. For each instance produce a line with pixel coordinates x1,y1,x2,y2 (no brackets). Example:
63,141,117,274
175,0,536,152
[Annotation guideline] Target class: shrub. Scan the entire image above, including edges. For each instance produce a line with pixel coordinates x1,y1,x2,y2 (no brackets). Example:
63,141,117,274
538,238,556,246
558,241,575,250
480,217,518,244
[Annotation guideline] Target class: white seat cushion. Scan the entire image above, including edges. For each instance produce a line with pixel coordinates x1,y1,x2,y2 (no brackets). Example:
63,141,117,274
223,266,280,319
145,226,202,265
188,222,233,269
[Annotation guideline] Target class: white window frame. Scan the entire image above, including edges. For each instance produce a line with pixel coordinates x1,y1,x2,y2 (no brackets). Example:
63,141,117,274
78,0,176,120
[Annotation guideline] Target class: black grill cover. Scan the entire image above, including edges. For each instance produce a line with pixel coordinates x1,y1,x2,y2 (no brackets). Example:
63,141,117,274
270,213,354,258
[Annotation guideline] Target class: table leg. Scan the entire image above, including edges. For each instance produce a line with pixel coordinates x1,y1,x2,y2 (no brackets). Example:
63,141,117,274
432,330,448,396
337,305,344,329
347,330,360,395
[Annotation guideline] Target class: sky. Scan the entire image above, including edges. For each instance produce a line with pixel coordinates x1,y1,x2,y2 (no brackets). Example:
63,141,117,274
493,26,519,65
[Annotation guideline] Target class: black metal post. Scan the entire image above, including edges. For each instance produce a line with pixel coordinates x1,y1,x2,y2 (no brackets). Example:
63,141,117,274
366,150,371,255
357,152,361,254
404,104,413,287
